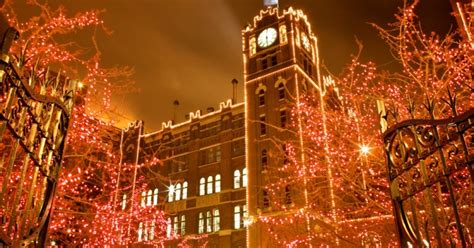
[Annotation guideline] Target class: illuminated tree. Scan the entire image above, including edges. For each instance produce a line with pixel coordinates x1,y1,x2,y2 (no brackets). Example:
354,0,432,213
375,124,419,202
258,0,472,246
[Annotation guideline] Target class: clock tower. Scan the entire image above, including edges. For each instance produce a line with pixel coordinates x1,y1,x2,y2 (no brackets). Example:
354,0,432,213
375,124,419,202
243,7,322,247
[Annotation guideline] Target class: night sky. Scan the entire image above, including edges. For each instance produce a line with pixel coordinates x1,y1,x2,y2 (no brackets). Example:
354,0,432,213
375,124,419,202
18,0,456,132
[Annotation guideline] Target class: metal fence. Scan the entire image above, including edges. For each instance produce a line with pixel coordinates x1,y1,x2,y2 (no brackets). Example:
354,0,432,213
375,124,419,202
378,96,473,247
0,39,76,246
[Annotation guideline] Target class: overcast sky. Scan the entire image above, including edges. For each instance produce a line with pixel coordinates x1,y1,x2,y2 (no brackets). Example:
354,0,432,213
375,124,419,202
17,0,455,132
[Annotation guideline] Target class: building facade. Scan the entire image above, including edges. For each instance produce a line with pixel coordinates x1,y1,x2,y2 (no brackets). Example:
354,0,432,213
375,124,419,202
120,7,329,248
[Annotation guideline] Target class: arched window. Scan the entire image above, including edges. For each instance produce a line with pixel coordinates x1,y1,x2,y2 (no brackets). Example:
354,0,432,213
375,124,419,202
173,216,179,235
122,194,127,210
234,206,241,229
213,209,220,231
144,222,148,241
138,222,143,241
215,174,221,193
147,190,152,206
234,170,241,189
153,188,158,206
207,176,213,194
262,149,268,170
206,211,212,232
150,221,155,240
278,82,285,100
199,178,205,196
182,181,188,199
175,183,182,201
180,215,186,236
198,212,204,234
242,168,248,187
258,89,265,106
168,185,175,202
166,218,172,238
141,192,146,207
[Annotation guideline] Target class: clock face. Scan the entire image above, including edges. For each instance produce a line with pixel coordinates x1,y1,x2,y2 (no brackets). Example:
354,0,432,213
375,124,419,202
301,33,311,52
257,27,277,48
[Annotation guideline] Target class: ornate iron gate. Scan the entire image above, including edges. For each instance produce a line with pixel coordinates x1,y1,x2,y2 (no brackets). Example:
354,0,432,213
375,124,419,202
378,97,473,247
0,31,77,246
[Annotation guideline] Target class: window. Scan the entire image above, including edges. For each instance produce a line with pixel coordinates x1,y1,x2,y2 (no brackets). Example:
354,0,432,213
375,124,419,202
144,222,148,241
198,213,204,234
262,58,268,70
175,183,182,201
234,170,241,189
166,218,172,238
173,216,179,235
249,37,256,57
215,146,221,162
182,181,188,199
215,174,221,193
168,185,175,202
262,149,268,170
258,89,265,106
278,83,285,100
263,190,270,208
150,221,155,240
285,184,292,204
242,168,248,187
138,222,143,241
206,211,212,232
279,25,287,44
180,215,186,236
271,55,277,66
147,190,152,206
234,206,241,229
141,192,146,207
280,110,287,128
122,194,127,210
213,209,220,231
243,204,248,220
207,176,213,194
232,139,245,157
153,189,158,206
260,115,266,136
199,178,205,196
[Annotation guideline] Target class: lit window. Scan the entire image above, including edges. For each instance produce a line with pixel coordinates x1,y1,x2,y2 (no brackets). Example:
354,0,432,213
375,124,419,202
243,204,248,219
262,149,268,170
141,192,146,207
175,183,182,201
213,209,220,232
260,115,266,136
234,206,241,229
249,36,256,57
278,83,285,100
122,194,127,210
206,211,212,232
198,212,204,234
147,190,152,206
173,216,179,235
258,89,265,106
144,222,148,241
180,215,186,236
234,170,241,189
150,221,155,240
153,188,158,206
138,222,143,241
207,176,213,194
168,185,175,202
182,181,188,199
215,174,221,193
280,110,287,128
166,218,172,238
242,168,247,187
279,25,287,44
199,178,205,196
